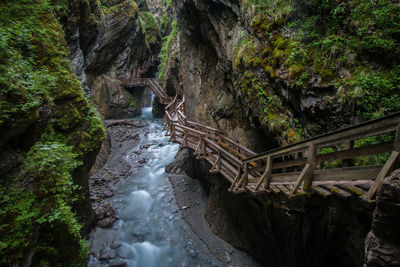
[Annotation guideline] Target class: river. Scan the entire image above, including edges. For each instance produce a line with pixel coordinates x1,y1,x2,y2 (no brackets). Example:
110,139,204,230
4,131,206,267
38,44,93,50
88,95,221,266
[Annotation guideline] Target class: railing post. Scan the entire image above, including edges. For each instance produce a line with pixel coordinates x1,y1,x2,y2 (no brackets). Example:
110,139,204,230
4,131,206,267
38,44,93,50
217,151,221,170
367,124,400,200
181,128,188,147
169,124,176,142
194,135,202,156
236,162,248,189
229,167,242,191
303,143,316,192
343,140,354,167
263,156,273,189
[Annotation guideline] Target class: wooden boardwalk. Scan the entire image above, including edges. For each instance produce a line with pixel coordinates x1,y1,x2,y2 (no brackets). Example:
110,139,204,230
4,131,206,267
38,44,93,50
121,78,400,202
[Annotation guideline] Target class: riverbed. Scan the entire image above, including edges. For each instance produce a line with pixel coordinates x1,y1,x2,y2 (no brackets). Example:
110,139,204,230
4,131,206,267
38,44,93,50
87,102,258,267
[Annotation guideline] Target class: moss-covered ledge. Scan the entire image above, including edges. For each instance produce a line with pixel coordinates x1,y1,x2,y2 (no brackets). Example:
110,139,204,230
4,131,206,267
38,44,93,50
0,0,105,265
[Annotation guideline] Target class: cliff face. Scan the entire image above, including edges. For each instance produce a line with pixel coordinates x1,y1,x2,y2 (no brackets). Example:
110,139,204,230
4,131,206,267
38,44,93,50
162,0,399,149
365,170,400,267
0,0,105,265
63,0,161,119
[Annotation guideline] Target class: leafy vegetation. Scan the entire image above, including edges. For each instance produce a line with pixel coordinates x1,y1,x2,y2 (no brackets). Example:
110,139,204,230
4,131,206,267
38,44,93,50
0,0,105,265
100,0,138,18
158,19,178,82
139,11,160,49
235,0,400,144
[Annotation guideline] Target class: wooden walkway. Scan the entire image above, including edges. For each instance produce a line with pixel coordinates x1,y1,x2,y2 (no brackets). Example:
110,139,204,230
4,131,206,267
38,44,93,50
121,78,400,202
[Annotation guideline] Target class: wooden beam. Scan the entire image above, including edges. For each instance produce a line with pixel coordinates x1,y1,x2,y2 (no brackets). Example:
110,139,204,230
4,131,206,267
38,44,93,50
317,142,392,163
244,113,400,164
314,165,382,181
367,150,400,200
311,185,331,198
303,143,316,191
263,156,273,189
235,164,248,191
291,164,310,194
325,185,351,199
393,124,400,151
229,167,242,191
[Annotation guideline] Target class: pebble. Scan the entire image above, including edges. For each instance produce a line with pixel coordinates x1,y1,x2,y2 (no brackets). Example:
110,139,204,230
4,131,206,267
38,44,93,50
99,249,116,260
110,241,121,249
190,250,198,258
225,251,232,263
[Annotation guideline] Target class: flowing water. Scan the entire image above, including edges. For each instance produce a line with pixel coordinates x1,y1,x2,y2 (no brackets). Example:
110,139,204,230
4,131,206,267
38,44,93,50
89,94,219,267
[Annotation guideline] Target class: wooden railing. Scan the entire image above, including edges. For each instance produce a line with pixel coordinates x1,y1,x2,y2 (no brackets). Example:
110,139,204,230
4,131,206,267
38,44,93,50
121,78,400,202
119,78,147,86
240,112,400,200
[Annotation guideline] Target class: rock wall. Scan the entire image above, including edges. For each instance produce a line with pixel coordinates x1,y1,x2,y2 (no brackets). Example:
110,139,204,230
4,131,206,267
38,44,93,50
64,0,160,119
365,170,400,267
0,1,105,265
163,0,400,149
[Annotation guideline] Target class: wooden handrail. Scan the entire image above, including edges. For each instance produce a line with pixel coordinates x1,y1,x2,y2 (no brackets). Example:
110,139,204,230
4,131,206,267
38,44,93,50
244,112,400,163
121,77,400,201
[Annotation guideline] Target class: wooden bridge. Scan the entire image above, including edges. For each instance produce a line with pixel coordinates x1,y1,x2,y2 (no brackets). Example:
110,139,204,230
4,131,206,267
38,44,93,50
120,78,400,202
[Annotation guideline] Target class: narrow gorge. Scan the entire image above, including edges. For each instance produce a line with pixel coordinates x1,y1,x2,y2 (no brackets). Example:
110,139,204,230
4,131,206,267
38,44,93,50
1,0,399,266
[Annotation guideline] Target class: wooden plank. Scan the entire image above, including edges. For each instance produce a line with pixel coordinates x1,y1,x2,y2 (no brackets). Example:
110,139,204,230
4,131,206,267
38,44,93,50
205,138,243,166
247,186,266,195
269,185,281,194
217,139,257,167
367,150,400,200
313,165,382,181
311,185,331,198
218,135,257,157
356,181,373,191
186,121,222,133
270,172,300,183
275,185,291,197
343,185,367,197
324,185,351,199
273,158,307,170
316,142,392,163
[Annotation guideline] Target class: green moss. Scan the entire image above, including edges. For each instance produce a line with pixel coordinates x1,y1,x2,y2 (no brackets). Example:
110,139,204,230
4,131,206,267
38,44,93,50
274,37,290,49
100,0,138,18
289,65,306,79
0,0,105,265
139,11,160,49
158,19,178,82
125,90,137,108
237,0,400,127
348,187,363,196
234,36,257,69
160,13,170,33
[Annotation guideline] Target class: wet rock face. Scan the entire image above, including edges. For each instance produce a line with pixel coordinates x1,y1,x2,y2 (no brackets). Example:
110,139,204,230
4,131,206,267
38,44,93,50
167,0,367,148
170,0,271,152
65,0,156,119
365,170,400,267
